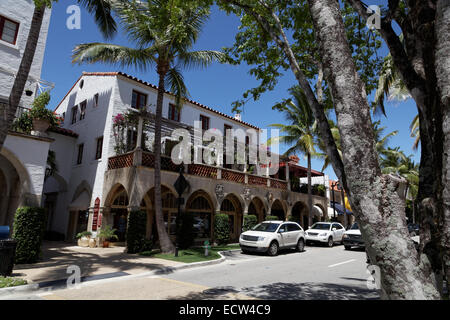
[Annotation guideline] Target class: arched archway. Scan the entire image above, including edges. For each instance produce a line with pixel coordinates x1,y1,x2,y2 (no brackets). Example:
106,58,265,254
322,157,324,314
220,194,244,242
186,190,214,241
0,150,32,226
271,199,285,220
144,185,178,243
248,197,265,223
291,201,307,227
106,184,129,242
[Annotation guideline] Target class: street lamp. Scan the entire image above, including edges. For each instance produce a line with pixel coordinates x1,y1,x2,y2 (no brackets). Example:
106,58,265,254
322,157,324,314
173,166,189,257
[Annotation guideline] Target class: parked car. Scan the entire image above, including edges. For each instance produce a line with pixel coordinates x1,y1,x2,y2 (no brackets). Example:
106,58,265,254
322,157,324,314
239,221,305,256
305,222,345,247
408,223,420,237
342,222,365,250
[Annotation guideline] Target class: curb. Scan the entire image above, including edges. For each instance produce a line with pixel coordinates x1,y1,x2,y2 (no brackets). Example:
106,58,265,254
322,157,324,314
0,249,241,298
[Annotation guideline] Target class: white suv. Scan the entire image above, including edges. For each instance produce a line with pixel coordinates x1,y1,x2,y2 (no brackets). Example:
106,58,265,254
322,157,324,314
239,221,306,256
305,222,345,247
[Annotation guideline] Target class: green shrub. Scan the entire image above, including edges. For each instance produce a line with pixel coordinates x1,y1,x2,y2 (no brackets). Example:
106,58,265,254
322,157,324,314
242,215,257,232
312,184,326,197
214,214,230,245
126,210,147,254
288,215,301,223
12,207,47,264
141,239,153,252
266,215,279,221
75,231,92,239
177,212,195,249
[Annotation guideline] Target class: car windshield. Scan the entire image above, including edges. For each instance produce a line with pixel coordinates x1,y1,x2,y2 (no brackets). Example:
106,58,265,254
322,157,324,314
252,223,280,232
310,223,330,230
350,223,359,230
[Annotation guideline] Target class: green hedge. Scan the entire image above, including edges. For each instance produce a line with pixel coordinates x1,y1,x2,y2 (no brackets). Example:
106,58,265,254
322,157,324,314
266,215,279,221
214,214,230,245
177,212,196,249
126,210,147,254
12,207,47,264
242,215,257,232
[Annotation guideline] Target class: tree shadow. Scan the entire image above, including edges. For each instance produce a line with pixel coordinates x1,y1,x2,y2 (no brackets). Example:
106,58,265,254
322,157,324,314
11,241,178,283
170,282,380,300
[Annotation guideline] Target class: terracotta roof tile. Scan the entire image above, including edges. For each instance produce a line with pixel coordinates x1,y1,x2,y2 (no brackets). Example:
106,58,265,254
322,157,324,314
56,71,260,130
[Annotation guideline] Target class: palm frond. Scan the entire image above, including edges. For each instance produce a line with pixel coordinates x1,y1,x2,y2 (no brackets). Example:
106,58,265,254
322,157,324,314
72,43,155,71
78,0,117,39
179,50,227,70
165,66,189,108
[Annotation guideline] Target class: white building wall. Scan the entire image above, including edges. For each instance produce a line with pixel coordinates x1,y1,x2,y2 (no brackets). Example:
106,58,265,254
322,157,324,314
0,0,52,106
54,75,117,210
3,133,51,201
49,73,263,236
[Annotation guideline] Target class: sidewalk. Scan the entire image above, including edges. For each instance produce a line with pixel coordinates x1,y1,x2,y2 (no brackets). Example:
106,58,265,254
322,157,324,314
10,241,184,285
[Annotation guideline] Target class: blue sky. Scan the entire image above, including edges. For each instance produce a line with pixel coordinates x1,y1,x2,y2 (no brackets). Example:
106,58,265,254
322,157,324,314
40,1,420,180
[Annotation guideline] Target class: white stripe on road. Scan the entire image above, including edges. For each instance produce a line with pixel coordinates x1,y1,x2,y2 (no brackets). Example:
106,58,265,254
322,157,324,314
328,259,356,268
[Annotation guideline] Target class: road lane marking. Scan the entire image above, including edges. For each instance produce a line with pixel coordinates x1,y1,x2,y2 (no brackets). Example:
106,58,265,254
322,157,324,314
328,259,356,268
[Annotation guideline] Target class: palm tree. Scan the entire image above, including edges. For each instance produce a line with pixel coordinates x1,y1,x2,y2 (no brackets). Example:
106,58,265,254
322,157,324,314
380,147,419,222
373,53,421,150
268,86,317,227
0,0,117,150
72,0,225,253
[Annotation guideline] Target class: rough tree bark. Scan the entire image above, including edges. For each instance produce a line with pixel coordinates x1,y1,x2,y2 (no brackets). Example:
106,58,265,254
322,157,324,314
0,4,46,150
348,0,448,298
226,0,349,196
307,0,440,299
435,0,450,294
155,62,175,253
307,152,313,227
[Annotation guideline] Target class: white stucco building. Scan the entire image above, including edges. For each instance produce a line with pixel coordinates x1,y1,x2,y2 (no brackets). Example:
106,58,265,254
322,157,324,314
0,1,53,228
45,71,328,243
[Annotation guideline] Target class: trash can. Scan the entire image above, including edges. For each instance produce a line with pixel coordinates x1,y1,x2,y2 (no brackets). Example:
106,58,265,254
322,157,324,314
0,239,17,277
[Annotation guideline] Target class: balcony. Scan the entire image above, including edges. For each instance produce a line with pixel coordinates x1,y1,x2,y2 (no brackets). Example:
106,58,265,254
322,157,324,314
107,149,288,190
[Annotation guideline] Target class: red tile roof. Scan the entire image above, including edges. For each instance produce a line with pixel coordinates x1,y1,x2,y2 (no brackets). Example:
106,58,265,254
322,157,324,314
54,72,260,130
48,127,79,138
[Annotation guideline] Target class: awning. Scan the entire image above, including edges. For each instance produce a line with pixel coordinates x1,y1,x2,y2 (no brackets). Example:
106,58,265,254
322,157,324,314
329,201,352,215
69,191,91,210
312,205,323,217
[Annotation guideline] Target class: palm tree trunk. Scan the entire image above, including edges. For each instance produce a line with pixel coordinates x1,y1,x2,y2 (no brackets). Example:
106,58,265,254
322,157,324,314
0,4,46,150
307,152,312,227
154,62,175,253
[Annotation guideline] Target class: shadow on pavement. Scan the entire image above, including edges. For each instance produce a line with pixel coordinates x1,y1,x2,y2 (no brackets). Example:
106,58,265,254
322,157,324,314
170,282,380,300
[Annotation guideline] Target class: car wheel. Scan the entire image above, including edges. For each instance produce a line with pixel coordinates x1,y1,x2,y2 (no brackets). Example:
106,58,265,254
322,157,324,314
268,241,279,256
241,249,249,254
327,237,334,247
296,239,305,252
344,245,351,250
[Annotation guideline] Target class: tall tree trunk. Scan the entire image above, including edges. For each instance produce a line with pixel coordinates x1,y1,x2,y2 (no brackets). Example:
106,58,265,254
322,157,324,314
307,0,440,299
349,0,447,297
155,62,175,253
0,4,46,150
436,0,450,296
226,0,349,195
307,152,312,227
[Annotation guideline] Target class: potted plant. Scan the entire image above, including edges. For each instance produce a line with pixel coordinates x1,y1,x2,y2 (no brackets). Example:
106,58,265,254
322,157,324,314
76,231,92,247
29,92,59,134
98,225,118,248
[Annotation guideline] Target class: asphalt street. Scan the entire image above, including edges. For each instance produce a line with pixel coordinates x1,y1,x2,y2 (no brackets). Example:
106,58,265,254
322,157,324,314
3,244,380,300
